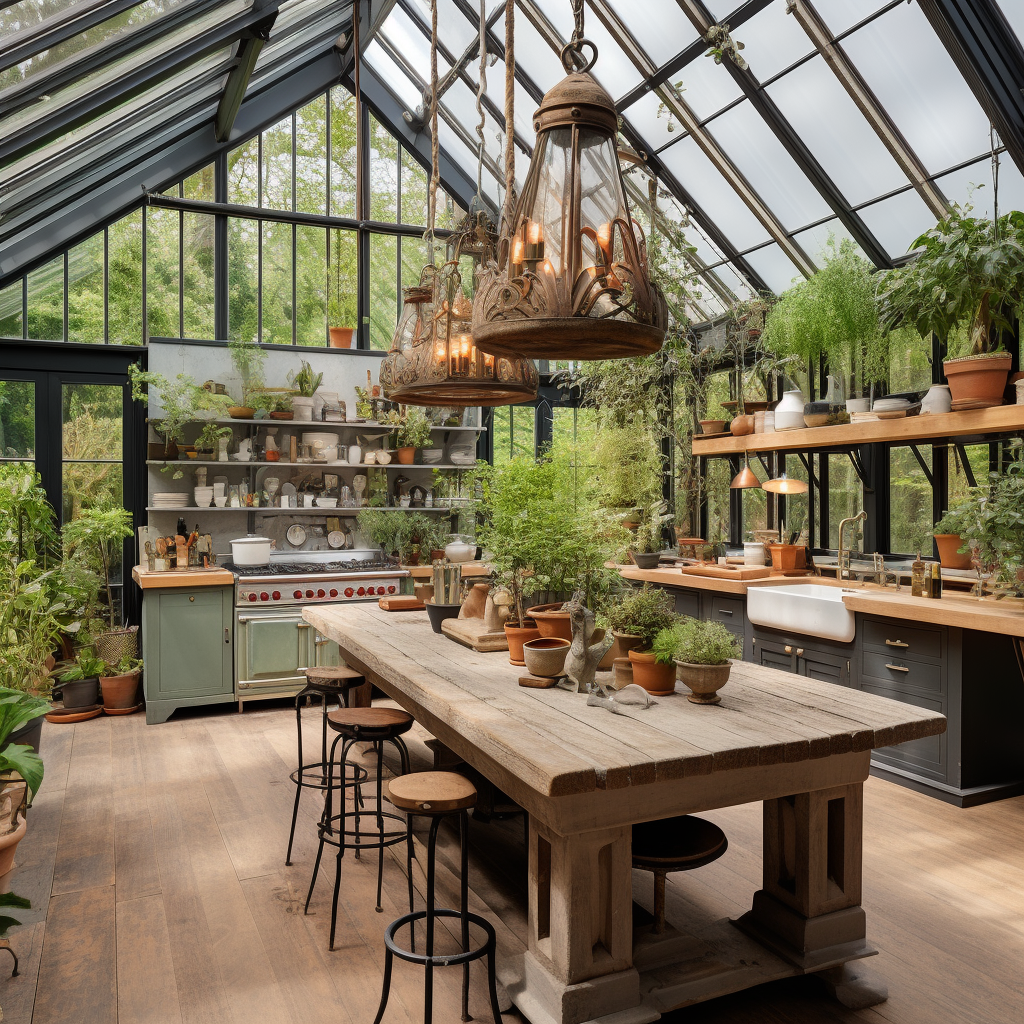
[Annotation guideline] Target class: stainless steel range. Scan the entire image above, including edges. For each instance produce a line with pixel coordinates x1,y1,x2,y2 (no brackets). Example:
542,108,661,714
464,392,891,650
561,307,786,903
225,553,409,709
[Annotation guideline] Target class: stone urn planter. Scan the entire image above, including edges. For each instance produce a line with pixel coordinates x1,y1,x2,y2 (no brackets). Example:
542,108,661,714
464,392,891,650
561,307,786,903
522,638,571,679
505,621,542,667
627,650,676,696
934,533,973,570
526,603,573,642
675,660,733,705
629,551,661,569
100,670,141,711
943,351,1011,408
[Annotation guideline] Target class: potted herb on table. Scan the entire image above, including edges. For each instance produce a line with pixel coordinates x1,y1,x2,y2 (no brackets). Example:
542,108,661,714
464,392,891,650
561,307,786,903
606,585,676,663
877,204,1024,408
655,618,740,704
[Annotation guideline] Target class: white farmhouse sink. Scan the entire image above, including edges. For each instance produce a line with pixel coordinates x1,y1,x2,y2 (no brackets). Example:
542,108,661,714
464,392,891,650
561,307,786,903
746,584,857,643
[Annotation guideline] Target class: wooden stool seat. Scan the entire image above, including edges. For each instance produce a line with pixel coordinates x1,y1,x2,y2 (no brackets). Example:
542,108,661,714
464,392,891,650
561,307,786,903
386,771,477,814
326,707,414,739
303,665,365,689
632,814,728,871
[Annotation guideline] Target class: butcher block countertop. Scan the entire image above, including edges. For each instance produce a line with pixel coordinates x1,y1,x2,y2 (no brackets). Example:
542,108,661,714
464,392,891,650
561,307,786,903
132,564,235,589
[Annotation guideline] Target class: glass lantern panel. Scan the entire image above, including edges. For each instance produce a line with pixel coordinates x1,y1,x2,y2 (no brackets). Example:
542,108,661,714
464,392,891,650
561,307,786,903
577,129,631,277
520,127,572,276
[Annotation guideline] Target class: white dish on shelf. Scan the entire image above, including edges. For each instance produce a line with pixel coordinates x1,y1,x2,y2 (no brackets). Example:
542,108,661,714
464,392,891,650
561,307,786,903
286,524,307,547
328,530,345,549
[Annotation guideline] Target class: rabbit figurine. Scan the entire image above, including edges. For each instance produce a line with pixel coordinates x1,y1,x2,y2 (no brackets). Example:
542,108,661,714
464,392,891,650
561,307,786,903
564,598,613,694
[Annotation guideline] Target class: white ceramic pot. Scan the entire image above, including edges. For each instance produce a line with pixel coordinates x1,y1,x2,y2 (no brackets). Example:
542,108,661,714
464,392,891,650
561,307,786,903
774,389,806,431
292,397,315,421
444,539,476,563
846,397,871,414
230,536,272,566
920,384,952,414
347,444,362,465
743,541,766,566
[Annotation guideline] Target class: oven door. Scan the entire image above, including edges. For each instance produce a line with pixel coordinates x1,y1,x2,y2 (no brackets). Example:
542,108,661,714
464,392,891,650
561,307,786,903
235,610,315,694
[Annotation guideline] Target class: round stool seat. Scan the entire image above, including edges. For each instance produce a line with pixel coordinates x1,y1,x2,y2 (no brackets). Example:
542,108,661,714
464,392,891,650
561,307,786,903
326,707,414,740
303,665,365,690
386,771,477,814
632,815,727,871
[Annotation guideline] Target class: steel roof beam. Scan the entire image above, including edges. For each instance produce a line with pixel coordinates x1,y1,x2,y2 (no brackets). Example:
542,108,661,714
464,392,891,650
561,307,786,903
788,0,947,219
677,0,893,269
338,0,398,77
215,0,282,143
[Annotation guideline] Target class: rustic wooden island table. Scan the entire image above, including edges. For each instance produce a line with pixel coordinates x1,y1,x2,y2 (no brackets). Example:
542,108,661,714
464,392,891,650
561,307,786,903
305,604,946,1024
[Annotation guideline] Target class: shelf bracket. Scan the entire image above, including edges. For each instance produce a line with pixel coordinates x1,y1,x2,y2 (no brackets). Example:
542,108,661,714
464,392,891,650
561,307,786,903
795,452,820,492
909,443,934,486
846,448,873,492
954,442,977,488
754,452,773,477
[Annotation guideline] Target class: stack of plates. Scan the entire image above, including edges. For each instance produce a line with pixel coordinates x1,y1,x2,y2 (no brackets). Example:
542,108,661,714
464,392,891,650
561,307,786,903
448,442,476,466
153,492,189,508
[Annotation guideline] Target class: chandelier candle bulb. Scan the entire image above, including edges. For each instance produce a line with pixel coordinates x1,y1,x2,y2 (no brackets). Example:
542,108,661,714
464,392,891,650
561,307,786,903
525,221,545,261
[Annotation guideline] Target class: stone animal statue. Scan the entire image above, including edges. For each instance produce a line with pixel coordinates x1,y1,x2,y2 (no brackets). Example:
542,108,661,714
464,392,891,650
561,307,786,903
564,599,613,694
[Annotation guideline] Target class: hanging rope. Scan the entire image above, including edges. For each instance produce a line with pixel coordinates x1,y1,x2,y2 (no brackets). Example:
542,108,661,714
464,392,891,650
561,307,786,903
473,0,487,204
426,0,440,250
503,0,515,228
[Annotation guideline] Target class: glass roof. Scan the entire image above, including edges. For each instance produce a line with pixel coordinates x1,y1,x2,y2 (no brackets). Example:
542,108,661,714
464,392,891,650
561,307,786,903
2,0,1024,320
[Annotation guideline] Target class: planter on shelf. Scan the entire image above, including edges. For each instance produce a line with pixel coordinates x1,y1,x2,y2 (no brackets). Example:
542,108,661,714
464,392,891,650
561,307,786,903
429,549,446,562
730,414,754,436
943,352,1012,408
100,671,140,711
526,603,573,642
329,327,354,349
292,397,316,421
630,550,662,569
396,446,416,465
675,660,732,705
768,543,802,571
522,637,571,679
674,532,705,557
425,601,462,634
269,411,294,420
627,650,676,696
59,676,99,709
505,621,541,666
228,406,255,419
934,533,973,570
698,419,726,434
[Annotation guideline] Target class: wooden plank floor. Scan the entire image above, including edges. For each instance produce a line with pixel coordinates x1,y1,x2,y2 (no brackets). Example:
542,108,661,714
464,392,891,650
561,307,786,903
2,701,1022,1024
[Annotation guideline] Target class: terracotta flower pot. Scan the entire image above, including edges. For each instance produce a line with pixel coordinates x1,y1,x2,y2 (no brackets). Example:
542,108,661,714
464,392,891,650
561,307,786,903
675,660,732,705
505,622,541,666
526,604,573,641
429,549,446,562
934,533,973,570
943,352,1011,408
768,543,800,571
610,630,645,662
0,816,27,880
100,671,140,710
628,650,676,696
612,657,633,689
396,446,416,465
329,326,354,348
523,638,571,679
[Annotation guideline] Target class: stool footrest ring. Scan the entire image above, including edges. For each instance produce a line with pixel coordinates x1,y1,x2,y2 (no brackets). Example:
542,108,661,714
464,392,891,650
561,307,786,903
383,908,496,968
317,809,409,852
290,762,368,790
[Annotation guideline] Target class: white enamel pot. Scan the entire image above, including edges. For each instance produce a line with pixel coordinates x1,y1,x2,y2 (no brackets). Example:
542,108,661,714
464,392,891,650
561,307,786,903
230,536,272,566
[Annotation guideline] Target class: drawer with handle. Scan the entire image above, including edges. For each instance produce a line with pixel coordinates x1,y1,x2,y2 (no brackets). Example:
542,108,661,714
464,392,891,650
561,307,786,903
861,650,943,695
862,618,943,661
708,595,744,627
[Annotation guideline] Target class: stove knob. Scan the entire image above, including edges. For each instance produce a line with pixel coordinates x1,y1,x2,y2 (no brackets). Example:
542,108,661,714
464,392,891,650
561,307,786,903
271,591,281,601
317,589,326,598
248,593,257,602
388,585,397,594
293,590,303,599
356,586,366,597
329,589,338,598
259,592,269,602
305,589,314,599
377,586,387,595
344,587,354,598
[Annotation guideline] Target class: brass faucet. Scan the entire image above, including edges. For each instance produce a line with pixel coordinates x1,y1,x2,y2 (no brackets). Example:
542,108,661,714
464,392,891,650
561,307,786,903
837,510,867,581
871,552,901,590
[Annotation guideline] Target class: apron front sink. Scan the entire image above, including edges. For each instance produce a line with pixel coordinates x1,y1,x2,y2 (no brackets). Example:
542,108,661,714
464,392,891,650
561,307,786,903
747,584,857,643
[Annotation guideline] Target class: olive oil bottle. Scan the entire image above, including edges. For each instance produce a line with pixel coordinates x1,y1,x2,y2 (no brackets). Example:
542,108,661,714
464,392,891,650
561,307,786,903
911,553,927,598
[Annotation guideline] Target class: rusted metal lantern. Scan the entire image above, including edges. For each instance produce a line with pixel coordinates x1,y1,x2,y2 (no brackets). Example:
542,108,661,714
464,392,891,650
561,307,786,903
472,41,667,360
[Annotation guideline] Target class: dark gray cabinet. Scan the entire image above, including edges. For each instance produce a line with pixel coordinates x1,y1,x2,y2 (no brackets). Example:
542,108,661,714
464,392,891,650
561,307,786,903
750,631,852,688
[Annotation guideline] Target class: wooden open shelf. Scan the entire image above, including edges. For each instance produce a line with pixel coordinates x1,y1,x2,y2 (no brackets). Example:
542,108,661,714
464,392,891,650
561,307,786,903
692,405,1024,456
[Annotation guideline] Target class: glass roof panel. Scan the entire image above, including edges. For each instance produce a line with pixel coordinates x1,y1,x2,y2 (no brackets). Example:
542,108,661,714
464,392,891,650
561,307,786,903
765,54,910,207
480,58,537,148
405,0,476,56
702,1,743,19
934,157,1024,221
253,0,347,73
743,242,803,294
613,0,699,69
437,113,499,203
841,2,991,173
670,52,741,121
816,1,903,38
491,8,564,93
621,88,685,152
712,262,755,302
705,99,832,230
1,0,78,39
363,39,424,112
856,188,937,259
378,6,452,85
733,0,815,82
659,134,772,251
791,218,863,265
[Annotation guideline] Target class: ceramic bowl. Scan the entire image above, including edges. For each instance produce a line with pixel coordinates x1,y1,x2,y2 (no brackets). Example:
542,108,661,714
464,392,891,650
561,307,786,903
214,496,228,508
699,419,726,434
523,637,571,679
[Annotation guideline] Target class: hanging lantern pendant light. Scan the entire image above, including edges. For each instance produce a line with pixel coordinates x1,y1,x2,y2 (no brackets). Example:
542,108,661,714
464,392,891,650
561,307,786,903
472,0,668,361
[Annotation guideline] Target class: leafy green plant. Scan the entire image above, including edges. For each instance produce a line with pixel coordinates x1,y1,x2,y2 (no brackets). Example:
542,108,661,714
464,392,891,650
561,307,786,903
357,508,415,561
0,687,50,798
288,360,323,398
56,653,106,682
408,513,451,555
194,423,233,454
877,204,1024,357
395,408,433,449
61,506,133,632
128,366,232,444
654,617,739,666
606,584,676,647
633,500,670,555
228,336,267,406
594,426,664,513
0,890,32,943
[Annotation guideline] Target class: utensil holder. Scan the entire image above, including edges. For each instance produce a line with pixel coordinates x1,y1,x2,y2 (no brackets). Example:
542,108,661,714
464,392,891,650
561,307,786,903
432,560,462,605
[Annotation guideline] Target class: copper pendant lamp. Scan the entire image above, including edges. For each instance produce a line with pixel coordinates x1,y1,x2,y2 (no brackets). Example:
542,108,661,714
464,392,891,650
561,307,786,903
471,0,667,360
762,473,809,494
730,456,760,489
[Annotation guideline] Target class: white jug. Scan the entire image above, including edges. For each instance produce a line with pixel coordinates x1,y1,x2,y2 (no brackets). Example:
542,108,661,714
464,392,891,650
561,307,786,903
774,389,806,431
347,444,362,466
920,384,952,415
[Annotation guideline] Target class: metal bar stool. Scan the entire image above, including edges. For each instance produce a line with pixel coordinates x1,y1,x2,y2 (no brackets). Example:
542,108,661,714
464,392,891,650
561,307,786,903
632,815,728,934
373,771,502,1024
305,707,415,951
285,665,369,866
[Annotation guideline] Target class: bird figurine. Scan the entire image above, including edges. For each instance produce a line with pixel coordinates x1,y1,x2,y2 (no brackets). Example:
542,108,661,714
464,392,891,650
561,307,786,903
564,597,613,694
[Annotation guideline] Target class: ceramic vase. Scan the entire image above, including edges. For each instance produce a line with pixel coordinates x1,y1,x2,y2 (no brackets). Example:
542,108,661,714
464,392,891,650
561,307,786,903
218,437,229,462
774,389,806,431
292,397,315,421
920,384,952,415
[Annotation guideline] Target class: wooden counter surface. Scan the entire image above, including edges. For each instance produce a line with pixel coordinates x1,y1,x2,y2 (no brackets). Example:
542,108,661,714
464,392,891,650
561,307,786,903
842,589,1024,636
132,564,234,589
403,560,490,579
619,565,751,594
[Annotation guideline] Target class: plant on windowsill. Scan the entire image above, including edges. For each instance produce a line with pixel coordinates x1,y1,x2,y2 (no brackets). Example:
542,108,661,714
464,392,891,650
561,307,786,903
877,203,1024,407
228,336,267,415
194,423,233,458
656,617,740,704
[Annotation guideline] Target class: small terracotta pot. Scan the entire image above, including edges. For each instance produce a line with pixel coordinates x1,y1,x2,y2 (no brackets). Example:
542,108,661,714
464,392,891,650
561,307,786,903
505,622,541,666
523,638,571,678
329,326,354,348
934,533,973,570
730,414,754,436
612,657,633,689
594,628,615,670
699,419,726,434
943,352,1011,407
430,549,446,562
526,604,573,642
610,630,645,662
100,671,140,710
269,411,294,420
628,650,676,696
768,543,800,571
406,549,420,566
396,446,416,465
675,660,732,704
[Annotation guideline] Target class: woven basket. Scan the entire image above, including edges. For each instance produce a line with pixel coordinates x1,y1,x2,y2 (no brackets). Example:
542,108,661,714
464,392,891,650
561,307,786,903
94,626,138,667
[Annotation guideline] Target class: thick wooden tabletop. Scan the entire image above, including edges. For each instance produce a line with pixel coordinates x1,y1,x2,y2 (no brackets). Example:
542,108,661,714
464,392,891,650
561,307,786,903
305,604,946,800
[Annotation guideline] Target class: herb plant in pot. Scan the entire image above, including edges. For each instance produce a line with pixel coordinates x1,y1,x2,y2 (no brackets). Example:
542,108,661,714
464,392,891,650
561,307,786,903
0,688,48,876
394,409,433,465
54,653,104,708
658,618,740,705
607,584,676,664
288,360,324,421
933,506,975,570
100,655,142,712
629,625,678,697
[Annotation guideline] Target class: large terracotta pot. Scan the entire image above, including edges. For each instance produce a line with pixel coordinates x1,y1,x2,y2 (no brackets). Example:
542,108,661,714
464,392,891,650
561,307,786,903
610,630,645,662
505,622,541,666
675,660,732,705
100,671,140,710
768,543,801,571
329,327,354,348
396,446,416,465
526,604,573,642
628,650,676,697
934,533,973,570
943,352,1011,408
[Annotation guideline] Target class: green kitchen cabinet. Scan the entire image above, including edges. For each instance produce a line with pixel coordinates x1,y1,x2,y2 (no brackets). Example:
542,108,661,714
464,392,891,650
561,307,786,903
142,585,234,724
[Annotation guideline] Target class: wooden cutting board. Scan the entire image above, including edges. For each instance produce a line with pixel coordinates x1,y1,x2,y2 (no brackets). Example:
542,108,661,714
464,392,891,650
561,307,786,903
441,616,509,652
676,564,772,580
378,596,425,611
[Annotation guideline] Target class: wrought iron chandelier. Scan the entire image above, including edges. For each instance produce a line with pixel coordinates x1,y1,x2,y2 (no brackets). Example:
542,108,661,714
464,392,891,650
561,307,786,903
471,0,668,361
379,0,537,407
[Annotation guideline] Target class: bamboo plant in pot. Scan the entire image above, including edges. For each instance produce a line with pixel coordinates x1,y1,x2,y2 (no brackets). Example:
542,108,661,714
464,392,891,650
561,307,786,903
656,618,740,704
878,204,1024,408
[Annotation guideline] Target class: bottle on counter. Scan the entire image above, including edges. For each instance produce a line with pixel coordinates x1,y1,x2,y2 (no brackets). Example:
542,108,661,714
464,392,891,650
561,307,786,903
176,516,188,539
911,553,927,598
931,561,943,599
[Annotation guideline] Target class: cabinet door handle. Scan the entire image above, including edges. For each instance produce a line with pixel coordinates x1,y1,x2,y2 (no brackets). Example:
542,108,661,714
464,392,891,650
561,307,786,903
796,648,804,657
885,663,910,672
785,645,792,654
224,628,230,644
718,608,734,616
189,595,195,603
885,639,909,648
